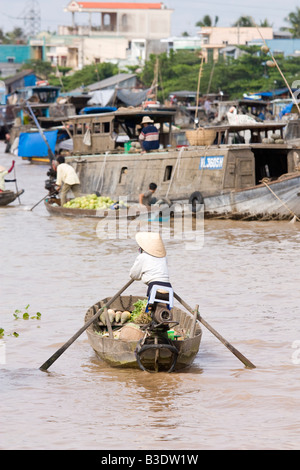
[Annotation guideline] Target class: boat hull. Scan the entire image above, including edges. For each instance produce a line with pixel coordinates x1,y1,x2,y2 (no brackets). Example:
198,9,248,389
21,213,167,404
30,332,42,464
67,143,300,221
44,199,142,220
0,190,24,206
201,173,300,220
85,296,202,371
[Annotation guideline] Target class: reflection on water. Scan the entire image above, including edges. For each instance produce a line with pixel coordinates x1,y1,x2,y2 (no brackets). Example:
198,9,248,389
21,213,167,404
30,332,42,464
1,144,300,450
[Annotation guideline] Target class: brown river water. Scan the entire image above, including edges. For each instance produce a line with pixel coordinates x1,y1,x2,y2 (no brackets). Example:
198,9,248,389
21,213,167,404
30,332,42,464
0,142,300,450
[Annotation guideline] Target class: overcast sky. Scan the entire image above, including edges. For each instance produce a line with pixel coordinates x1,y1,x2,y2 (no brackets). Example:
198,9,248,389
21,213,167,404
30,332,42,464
0,0,299,36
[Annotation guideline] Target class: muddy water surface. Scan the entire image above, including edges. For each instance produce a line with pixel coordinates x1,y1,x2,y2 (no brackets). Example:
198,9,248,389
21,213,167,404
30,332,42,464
0,143,300,450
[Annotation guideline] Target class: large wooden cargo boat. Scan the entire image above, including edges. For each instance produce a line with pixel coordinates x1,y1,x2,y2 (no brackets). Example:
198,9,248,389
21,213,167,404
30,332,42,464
60,110,300,220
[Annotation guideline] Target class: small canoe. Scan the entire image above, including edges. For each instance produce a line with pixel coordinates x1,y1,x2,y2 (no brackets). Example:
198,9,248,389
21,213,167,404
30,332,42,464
44,198,141,220
0,189,24,206
85,295,202,372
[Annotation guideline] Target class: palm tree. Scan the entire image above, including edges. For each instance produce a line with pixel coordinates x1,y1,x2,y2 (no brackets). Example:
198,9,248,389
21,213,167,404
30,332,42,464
281,7,300,37
259,19,273,27
196,15,219,27
233,16,255,27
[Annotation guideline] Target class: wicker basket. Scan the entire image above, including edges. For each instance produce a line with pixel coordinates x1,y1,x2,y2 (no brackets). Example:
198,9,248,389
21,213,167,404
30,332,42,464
186,128,216,146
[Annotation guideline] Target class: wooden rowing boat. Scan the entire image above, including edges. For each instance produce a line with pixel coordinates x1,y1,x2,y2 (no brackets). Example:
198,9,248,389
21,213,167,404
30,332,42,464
0,189,24,206
44,197,141,220
84,295,202,372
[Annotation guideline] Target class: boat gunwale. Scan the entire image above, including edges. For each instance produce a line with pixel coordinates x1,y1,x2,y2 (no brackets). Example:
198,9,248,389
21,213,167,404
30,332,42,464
84,295,202,370
44,199,141,219
0,190,23,206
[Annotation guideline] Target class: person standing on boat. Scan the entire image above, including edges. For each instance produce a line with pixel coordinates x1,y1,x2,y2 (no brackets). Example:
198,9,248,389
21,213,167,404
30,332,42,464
0,160,15,193
139,116,160,153
55,155,81,206
130,231,172,297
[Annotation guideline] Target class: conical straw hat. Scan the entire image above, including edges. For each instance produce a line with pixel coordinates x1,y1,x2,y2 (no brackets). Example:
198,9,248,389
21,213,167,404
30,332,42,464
135,232,166,258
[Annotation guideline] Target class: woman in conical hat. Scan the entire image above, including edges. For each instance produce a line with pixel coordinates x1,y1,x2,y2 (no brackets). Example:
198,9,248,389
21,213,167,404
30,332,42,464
130,231,172,296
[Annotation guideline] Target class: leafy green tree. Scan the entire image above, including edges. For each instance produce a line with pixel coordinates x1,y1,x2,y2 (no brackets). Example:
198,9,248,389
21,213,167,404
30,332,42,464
20,59,53,79
49,62,119,91
0,27,26,44
281,7,300,37
5,28,26,44
0,28,6,43
137,47,299,101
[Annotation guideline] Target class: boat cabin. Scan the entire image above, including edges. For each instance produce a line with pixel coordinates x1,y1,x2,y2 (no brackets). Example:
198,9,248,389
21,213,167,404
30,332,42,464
206,122,293,186
285,119,300,143
64,109,176,155
10,85,75,128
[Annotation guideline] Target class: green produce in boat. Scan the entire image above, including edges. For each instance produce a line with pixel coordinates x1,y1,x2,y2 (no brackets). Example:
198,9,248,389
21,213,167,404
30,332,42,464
63,194,128,210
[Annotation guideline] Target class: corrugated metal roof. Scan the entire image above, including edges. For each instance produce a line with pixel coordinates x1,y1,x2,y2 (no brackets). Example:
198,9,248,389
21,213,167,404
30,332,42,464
69,73,136,93
88,73,136,91
4,69,36,85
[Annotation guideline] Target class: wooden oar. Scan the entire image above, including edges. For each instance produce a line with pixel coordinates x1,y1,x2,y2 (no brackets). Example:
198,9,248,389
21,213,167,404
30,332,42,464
30,193,49,211
39,278,134,371
174,292,256,369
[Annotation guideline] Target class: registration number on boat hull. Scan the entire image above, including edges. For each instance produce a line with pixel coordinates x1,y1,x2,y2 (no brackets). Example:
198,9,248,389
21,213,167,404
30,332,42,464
199,156,224,170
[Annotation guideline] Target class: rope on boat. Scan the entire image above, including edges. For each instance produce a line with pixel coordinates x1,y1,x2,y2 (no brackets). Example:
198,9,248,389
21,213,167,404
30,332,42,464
255,24,300,115
262,180,300,222
98,152,108,194
165,146,185,199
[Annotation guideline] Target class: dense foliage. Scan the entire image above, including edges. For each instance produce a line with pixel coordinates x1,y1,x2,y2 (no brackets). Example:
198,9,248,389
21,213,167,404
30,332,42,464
48,62,119,92
5,3,300,99
19,47,300,99
137,48,300,100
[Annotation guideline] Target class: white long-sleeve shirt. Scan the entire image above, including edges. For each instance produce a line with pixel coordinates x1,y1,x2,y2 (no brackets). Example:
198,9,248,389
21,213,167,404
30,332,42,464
0,170,8,191
130,252,170,285
56,163,80,186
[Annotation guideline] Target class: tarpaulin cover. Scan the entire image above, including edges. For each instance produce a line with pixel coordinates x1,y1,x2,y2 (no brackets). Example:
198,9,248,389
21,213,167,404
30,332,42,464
88,90,115,106
117,88,151,107
280,102,294,117
79,106,117,115
18,130,58,157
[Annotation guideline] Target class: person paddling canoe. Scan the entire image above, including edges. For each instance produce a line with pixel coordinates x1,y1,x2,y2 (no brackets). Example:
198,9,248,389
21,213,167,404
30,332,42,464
0,160,15,193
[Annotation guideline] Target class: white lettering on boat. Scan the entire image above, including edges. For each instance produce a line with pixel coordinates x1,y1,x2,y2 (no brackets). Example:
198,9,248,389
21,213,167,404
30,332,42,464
199,156,224,170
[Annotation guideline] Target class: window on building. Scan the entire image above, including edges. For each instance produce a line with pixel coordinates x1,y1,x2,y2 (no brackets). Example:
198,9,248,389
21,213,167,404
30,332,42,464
122,14,128,27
